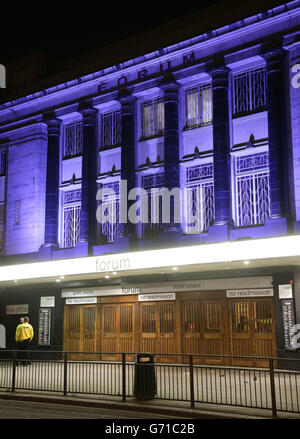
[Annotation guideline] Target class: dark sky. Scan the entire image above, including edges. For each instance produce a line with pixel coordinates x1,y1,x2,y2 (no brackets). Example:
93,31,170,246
0,1,231,64
1,0,288,67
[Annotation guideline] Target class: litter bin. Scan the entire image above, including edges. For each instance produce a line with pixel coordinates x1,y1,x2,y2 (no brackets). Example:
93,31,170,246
134,354,156,399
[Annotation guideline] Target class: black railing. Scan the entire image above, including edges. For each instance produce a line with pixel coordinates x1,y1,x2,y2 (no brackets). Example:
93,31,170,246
1,350,300,417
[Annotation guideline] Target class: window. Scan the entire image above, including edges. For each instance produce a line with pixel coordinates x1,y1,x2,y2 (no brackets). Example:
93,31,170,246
185,84,212,130
185,164,214,234
62,190,81,248
141,173,165,239
234,152,270,227
141,98,164,139
232,67,266,117
102,110,121,148
100,182,120,243
64,121,83,158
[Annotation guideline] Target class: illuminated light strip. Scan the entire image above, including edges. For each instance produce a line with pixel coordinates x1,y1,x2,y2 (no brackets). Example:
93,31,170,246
1,234,300,283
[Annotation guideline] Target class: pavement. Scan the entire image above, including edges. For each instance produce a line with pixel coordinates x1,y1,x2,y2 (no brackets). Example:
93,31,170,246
1,388,300,419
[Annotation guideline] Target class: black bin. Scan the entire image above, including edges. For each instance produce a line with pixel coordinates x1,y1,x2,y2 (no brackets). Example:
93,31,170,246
134,354,156,399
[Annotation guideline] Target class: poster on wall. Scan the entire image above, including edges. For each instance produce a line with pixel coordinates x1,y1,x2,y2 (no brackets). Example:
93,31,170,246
38,308,51,346
5,304,28,315
279,284,293,299
282,299,296,349
40,296,55,308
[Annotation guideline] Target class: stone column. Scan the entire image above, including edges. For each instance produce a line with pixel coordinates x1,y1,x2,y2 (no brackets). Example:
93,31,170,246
160,75,181,233
207,64,232,237
43,114,61,248
118,89,136,241
289,42,300,231
262,48,288,220
78,103,98,252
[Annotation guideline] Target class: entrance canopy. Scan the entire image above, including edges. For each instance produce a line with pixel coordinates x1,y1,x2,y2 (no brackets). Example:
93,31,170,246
1,234,300,285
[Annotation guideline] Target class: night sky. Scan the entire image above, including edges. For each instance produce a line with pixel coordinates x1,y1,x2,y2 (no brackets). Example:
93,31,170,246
1,0,285,65
1,3,221,64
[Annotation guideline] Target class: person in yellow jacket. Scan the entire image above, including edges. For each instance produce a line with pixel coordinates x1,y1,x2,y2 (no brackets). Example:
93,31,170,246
15,317,34,366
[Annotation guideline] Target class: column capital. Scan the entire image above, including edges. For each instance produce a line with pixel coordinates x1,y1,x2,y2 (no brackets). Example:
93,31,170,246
160,72,180,87
78,102,98,126
206,63,230,89
160,75,180,104
117,87,136,103
43,112,61,136
261,46,286,72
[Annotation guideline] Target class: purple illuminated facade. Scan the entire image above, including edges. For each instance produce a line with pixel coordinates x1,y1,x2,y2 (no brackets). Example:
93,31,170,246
0,1,300,367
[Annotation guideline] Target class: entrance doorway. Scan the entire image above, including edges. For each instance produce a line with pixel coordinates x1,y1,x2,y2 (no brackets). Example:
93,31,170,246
229,298,276,367
140,301,177,362
101,303,135,361
63,304,98,360
182,300,226,364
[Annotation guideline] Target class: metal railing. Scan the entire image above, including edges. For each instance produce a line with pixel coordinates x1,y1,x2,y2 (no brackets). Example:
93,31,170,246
0,351,300,417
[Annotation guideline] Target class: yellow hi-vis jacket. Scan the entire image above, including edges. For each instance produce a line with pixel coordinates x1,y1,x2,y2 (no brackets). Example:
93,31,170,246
15,322,34,342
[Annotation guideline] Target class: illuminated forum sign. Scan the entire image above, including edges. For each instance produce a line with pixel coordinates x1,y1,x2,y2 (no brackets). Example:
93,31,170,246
1,234,300,283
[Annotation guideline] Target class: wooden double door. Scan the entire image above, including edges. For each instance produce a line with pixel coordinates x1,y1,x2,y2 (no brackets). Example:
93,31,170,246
63,304,98,360
102,303,135,360
140,301,178,362
229,298,276,366
181,297,276,366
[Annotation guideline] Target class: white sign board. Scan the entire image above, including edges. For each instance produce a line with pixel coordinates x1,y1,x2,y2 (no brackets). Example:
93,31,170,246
279,284,293,299
62,276,272,299
138,293,176,302
5,304,29,315
226,289,273,298
66,297,97,305
40,296,55,308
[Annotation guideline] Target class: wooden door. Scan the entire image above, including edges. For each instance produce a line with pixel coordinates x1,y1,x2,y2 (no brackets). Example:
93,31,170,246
182,300,225,364
229,300,252,365
229,298,276,367
140,301,177,362
252,299,276,367
102,303,135,361
201,300,225,364
63,304,98,360
182,301,202,360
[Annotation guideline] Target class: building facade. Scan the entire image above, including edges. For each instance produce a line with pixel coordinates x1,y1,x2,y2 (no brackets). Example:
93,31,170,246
0,1,300,368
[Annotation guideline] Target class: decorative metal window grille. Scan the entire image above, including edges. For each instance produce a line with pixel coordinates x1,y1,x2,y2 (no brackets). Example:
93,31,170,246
64,121,83,158
0,203,5,255
186,163,213,183
185,84,212,129
234,152,270,227
141,173,165,239
100,182,120,243
233,67,267,116
185,164,214,234
0,151,6,175
14,200,21,225
62,190,81,248
141,98,164,139
102,110,121,148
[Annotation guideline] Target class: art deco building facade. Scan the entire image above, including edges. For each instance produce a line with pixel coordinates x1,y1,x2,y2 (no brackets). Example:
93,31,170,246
0,1,300,368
